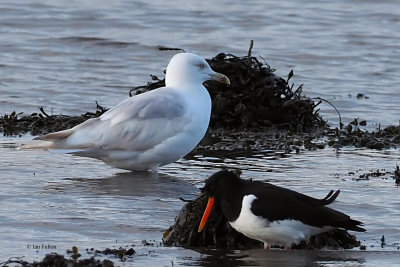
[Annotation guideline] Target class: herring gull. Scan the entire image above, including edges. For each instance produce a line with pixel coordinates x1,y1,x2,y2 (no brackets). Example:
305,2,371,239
22,53,230,171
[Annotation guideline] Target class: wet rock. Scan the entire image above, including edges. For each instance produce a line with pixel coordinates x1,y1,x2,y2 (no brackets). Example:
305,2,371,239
356,93,369,99
394,165,400,186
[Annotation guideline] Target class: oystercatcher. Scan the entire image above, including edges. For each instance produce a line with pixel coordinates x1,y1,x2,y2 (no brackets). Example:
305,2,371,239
198,170,365,249
20,53,230,171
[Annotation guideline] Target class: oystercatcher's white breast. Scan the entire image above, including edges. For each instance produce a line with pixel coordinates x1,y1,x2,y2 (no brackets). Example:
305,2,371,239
229,194,332,246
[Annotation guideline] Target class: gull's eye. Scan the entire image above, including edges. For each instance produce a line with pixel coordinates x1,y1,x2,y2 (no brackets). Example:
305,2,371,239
197,63,205,69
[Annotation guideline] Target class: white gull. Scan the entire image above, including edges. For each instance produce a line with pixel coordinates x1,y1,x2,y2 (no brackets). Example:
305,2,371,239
22,53,230,171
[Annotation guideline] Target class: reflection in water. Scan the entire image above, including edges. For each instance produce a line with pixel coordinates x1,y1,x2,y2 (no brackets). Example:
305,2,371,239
43,171,197,198
190,249,256,267
38,171,199,240
194,249,369,267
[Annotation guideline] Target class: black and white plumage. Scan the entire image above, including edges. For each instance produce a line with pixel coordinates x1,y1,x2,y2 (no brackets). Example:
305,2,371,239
198,170,365,249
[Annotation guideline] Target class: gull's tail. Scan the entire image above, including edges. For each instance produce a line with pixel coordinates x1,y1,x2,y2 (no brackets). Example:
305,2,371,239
19,118,98,150
19,128,75,150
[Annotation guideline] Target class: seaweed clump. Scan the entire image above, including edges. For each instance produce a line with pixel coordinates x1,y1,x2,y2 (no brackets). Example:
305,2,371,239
0,103,106,137
0,246,136,267
207,53,325,131
325,121,400,150
0,254,114,267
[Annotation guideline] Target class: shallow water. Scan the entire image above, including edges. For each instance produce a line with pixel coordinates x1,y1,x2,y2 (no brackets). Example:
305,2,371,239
1,0,400,265
1,136,399,266
1,0,400,128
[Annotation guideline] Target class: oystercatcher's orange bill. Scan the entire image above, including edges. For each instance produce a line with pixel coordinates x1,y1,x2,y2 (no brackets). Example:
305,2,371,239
198,196,215,233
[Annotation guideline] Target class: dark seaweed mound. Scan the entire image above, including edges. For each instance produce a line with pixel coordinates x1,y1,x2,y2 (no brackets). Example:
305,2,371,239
207,53,324,131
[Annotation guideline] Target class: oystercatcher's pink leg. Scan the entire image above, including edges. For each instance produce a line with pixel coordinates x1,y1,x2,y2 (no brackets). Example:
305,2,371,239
264,243,270,250
284,245,291,251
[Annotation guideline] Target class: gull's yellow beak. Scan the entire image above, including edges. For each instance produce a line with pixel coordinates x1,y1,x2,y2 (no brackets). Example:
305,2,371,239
209,73,230,85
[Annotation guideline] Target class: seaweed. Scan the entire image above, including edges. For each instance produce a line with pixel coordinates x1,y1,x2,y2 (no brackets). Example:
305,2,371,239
0,246,136,267
325,122,400,150
206,53,324,131
0,102,107,137
0,254,114,267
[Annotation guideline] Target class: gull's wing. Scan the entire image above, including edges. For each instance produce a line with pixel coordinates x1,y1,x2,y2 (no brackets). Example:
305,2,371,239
32,87,190,151
100,88,185,124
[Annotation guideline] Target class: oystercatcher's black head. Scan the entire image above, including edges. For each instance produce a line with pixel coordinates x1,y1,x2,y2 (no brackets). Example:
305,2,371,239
201,169,242,197
198,170,243,232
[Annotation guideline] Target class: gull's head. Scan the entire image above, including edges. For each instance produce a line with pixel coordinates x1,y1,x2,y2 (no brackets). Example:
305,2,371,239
165,53,230,87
